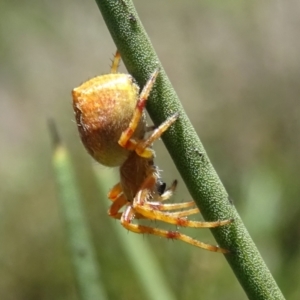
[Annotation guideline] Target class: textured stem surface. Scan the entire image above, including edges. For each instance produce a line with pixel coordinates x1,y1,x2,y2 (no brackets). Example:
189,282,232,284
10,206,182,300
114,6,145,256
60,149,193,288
94,1,285,299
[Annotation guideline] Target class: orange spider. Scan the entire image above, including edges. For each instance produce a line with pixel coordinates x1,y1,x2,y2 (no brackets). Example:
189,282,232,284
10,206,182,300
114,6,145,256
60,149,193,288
72,51,232,253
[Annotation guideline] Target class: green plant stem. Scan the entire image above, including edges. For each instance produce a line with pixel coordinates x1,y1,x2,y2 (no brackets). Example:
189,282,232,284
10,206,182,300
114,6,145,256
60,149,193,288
50,121,107,300
94,1,285,299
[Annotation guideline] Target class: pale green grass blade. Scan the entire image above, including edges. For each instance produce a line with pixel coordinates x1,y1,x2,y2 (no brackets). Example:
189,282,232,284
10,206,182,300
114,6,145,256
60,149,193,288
50,121,108,300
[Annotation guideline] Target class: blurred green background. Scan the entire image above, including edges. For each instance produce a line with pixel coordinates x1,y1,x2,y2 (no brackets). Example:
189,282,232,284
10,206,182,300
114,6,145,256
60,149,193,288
1,0,300,299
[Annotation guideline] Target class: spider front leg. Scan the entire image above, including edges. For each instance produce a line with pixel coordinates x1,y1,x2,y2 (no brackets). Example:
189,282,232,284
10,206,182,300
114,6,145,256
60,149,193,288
134,189,232,228
118,68,159,153
135,113,178,158
119,110,178,159
147,180,199,214
132,174,233,228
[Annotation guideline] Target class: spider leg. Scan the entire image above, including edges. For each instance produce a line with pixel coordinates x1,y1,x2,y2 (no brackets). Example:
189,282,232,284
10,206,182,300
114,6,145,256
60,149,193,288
146,201,197,211
108,182,123,201
134,173,231,227
136,174,197,212
163,208,200,218
110,50,121,73
107,185,146,220
118,69,159,153
121,206,229,253
108,193,128,219
149,207,199,220
134,189,233,228
151,180,198,212
135,113,179,158
149,179,197,212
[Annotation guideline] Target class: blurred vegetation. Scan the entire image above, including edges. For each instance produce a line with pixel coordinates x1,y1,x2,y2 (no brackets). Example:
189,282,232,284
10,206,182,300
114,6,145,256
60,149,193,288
51,125,108,300
0,0,299,299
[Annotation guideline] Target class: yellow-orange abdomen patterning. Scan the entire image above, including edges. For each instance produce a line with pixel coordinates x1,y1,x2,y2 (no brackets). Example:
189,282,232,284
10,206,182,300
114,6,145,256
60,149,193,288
72,74,146,167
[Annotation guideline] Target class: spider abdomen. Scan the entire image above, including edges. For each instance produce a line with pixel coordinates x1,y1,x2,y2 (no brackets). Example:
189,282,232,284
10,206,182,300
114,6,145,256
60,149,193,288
72,74,145,167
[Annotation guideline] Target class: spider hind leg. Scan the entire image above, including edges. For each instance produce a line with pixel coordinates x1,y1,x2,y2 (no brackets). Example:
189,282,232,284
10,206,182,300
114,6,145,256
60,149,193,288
120,205,229,253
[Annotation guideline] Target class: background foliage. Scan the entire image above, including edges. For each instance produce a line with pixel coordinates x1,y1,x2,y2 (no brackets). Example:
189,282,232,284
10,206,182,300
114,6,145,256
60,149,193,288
1,0,299,299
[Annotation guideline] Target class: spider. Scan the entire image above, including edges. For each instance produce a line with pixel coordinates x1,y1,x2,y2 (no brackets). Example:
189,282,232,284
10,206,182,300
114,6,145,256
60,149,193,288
72,51,232,253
